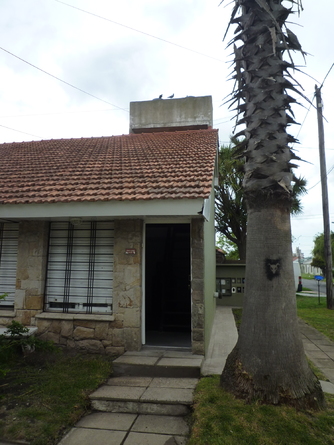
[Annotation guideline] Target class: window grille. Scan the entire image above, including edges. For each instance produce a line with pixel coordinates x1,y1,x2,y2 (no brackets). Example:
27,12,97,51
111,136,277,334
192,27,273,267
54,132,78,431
0,222,19,309
45,221,114,313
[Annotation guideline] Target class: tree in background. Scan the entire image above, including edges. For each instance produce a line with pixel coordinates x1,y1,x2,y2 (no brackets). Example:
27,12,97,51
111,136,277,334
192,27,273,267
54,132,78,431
216,233,240,260
215,139,307,262
215,138,247,261
219,0,324,408
312,232,334,276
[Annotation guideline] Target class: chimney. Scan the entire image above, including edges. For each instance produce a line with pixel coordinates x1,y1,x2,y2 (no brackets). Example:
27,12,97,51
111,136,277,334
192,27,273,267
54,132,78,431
129,96,213,134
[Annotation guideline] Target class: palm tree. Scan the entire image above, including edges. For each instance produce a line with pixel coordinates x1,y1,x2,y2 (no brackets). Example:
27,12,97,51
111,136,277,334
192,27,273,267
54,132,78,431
215,138,307,262
220,0,325,408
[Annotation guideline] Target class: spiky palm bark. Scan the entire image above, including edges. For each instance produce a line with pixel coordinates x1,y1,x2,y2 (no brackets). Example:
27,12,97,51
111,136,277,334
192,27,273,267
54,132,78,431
220,0,325,408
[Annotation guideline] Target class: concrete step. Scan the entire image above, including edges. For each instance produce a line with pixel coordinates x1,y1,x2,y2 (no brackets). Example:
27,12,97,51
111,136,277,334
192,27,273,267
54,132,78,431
112,349,204,378
89,376,198,417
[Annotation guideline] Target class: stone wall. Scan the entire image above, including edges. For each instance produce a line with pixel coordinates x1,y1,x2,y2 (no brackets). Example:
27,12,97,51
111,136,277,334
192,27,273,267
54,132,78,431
113,219,143,351
191,218,205,355
36,316,125,356
15,221,49,326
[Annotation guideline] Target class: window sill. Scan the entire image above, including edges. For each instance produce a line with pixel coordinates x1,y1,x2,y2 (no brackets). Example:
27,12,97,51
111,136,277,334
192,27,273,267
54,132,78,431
0,310,16,318
35,313,115,322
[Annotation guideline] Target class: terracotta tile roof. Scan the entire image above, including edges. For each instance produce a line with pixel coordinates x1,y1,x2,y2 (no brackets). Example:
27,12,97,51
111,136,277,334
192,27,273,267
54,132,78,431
0,129,218,204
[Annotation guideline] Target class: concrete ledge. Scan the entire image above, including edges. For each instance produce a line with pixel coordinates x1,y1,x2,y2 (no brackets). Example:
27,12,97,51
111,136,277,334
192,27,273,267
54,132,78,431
35,312,114,322
0,310,16,318
91,399,190,417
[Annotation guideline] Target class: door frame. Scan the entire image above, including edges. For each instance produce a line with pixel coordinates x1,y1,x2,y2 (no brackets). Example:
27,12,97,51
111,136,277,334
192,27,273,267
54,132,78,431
141,218,191,345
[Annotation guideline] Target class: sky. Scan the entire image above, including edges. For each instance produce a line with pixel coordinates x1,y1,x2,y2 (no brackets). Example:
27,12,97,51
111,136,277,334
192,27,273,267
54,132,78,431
0,0,333,257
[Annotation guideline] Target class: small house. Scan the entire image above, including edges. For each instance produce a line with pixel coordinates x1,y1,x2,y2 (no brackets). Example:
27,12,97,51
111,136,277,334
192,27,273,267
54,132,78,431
0,96,218,356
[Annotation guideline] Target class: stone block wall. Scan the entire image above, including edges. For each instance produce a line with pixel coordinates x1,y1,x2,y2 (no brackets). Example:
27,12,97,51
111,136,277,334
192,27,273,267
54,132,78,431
36,316,125,356
113,219,143,351
15,221,49,326
191,218,205,355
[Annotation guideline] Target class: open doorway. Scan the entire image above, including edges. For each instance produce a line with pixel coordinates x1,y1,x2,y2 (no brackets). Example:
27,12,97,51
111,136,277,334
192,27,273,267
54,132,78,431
145,223,191,347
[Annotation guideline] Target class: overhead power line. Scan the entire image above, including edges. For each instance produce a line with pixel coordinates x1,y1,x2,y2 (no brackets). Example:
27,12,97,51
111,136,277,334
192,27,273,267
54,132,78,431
54,0,224,63
0,46,128,112
0,124,43,139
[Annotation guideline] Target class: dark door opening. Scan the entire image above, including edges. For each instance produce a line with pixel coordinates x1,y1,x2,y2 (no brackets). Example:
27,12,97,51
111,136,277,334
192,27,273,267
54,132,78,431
145,224,191,347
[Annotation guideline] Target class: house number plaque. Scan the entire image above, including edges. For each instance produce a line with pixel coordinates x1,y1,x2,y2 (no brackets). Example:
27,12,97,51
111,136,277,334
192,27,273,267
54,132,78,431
125,248,136,255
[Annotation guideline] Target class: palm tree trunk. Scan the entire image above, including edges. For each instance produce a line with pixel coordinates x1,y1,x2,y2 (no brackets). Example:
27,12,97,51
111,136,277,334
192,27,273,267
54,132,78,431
221,199,324,408
220,0,325,409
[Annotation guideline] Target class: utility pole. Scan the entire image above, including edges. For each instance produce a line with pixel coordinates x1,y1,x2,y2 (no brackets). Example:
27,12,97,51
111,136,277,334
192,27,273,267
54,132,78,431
315,84,333,309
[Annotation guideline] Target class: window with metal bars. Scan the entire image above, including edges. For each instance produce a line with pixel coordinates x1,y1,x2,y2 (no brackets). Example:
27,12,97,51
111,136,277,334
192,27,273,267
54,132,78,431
45,221,114,314
0,222,19,310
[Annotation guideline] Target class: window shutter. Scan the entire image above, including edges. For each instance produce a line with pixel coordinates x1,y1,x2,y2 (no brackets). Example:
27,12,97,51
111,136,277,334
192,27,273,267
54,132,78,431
0,222,19,308
45,221,114,313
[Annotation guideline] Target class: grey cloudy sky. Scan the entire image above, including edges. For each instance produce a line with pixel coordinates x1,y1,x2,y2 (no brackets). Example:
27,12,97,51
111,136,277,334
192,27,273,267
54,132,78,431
0,0,333,257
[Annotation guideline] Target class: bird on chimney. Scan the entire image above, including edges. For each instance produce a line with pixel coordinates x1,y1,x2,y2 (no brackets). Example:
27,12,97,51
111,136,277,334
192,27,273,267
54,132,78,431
168,94,174,99
159,94,163,99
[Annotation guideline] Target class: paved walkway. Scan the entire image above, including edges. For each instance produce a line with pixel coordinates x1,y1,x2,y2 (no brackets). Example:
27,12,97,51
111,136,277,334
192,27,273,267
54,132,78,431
299,318,334,393
57,307,237,445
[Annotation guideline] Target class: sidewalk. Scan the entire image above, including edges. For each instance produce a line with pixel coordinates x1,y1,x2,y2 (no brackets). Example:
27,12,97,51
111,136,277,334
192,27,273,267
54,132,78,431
299,318,334,393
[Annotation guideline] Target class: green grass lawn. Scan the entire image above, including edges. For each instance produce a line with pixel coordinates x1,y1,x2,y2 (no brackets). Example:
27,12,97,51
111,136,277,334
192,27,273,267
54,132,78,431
0,350,112,445
297,296,334,341
189,377,334,445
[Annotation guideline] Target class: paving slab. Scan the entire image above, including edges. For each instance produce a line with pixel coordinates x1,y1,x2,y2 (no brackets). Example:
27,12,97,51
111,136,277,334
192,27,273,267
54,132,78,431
124,432,187,445
113,356,159,366
150,377,198,389
157,357,203,368
162,351,203,359
121,350,165,357
107,376,153,387
320,369,334,383
91,400,140,413
90,385,146,401
137,402,189,416
306,350,331,359
318,345,334,353
302,341,320,351
201,306,237,375
140,387,194,404
58,427,126,445
76,412,136,430
132,414,189,435
320,380,334,395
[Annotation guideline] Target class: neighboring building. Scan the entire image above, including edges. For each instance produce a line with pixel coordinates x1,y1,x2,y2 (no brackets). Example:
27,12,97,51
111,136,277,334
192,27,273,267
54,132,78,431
0,96,218,356
301,258,322,277
216,261,246,307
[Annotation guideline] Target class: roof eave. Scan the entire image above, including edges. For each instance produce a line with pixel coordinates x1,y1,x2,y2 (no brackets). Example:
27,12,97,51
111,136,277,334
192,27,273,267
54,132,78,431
0,197,208,220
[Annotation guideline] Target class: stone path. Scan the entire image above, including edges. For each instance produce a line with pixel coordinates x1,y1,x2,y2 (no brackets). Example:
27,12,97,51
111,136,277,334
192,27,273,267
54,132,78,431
58,350,203,445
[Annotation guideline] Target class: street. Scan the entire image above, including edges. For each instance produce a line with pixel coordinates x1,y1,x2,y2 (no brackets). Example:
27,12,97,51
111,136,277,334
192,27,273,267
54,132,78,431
302,277,326,296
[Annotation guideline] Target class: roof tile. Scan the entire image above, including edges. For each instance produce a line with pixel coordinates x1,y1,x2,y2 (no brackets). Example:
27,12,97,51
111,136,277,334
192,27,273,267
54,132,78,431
0,129,218,204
